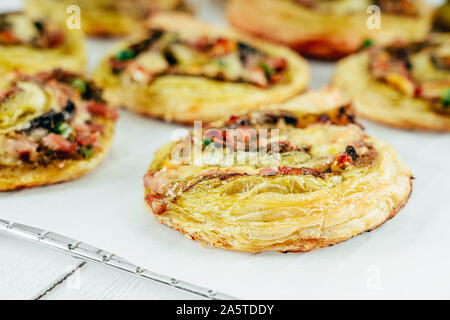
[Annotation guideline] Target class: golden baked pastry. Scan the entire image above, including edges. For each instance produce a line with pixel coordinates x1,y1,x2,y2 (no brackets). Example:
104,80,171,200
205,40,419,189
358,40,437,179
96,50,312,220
227,0,434,59
25,0,186,37
0,70,118,191
143,89,413,252
435,0,450,31
333,34,450,131
0,12,85,75
93,12,309,124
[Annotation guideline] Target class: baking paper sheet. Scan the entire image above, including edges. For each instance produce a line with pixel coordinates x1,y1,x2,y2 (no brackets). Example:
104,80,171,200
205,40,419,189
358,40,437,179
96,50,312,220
1,0,450,299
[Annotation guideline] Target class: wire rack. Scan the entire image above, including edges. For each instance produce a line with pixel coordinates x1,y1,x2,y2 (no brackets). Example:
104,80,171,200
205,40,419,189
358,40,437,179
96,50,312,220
0,218,235,300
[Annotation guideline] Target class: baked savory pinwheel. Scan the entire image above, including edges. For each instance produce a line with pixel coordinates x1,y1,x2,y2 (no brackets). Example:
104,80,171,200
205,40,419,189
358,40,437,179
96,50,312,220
227,0,434,59
25,0,186,37
143,89,413,252
334,34,450,131
93,12,309,124
0,12,85,75
0,70,118,191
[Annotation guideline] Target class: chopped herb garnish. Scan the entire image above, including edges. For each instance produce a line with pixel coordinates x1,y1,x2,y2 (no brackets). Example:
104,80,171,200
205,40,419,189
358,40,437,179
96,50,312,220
80,145,94,159
54,122,73,139
217,59,226,67
71,78,86,94
260,63,273,80
202,137,212,147
115,49,135,61
442,87,450,108
361,39,373,49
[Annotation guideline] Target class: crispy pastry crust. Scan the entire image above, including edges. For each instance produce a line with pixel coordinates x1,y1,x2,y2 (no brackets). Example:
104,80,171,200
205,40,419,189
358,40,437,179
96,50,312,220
435,1,450,31
144,89,413,252
333,52,450,132
93,12,310,124
25,0,184,37
0,120,115,191
0,20,85,75
227,0,434,60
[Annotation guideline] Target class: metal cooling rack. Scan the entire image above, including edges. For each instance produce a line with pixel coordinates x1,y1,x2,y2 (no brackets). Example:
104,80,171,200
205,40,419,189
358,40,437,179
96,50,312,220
0,218,235,300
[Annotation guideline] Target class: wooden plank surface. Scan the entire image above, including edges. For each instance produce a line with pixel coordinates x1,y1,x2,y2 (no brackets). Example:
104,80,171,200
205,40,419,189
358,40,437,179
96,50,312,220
0,234,202,300
0,234,81,299
41,262,204,300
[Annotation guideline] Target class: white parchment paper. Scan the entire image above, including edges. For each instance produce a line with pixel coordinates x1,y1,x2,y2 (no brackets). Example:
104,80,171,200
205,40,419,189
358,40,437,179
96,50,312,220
1,0,449,299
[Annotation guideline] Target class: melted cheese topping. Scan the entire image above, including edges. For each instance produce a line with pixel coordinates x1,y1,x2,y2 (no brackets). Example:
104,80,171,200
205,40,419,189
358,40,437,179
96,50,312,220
149,123,374,204
0,82,53,132
4,14,39,43
111,31,288,88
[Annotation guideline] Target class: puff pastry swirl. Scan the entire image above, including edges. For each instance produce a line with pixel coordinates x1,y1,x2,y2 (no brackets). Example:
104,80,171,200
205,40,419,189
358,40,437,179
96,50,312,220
143,89,413,252
93,12,309,124
227,0,434,59
0,70,117,191
25,0,185,37
0,12,85,75
333,34,450,131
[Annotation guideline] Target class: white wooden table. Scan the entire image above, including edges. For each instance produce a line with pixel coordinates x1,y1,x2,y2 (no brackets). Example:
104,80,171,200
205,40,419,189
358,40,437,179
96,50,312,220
0,233,204,300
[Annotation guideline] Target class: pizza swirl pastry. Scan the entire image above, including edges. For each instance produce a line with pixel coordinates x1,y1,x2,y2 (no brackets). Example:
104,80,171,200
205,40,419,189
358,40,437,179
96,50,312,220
0,12,85,75
0,70,118,191
25,0,186,37
227,0,434,59
93,12,309,124
143,89,413,252
334,34,450,131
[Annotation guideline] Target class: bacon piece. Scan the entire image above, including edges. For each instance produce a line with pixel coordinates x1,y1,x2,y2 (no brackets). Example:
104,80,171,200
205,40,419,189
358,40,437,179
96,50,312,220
369,49,416,96
0,30,20,44
193,36,211,50
76,133,98,147
259,168,278,176
75,122,104,134
0,87,20,102
87,123,104,133
331,154,354,173
266,57,287,71
260,167,325,178
145,194,166,215
144,170,170,196
277,166,323,177
420,81,450,100
11,139,38,157
42,134,77,153
293,0,318,8
109,57,128,74
193,37,237,57
375,0,418,16
47,30,64,47
209,38,237,57
247,67,269,88
87,103,118,120
228,115,239,123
